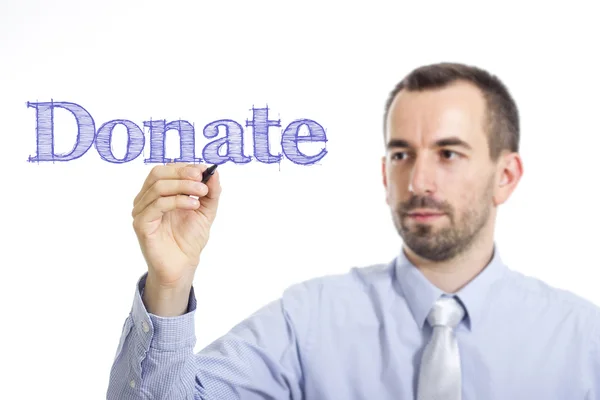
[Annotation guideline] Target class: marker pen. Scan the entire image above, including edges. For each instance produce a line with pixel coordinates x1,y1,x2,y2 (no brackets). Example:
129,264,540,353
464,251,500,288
201,164,218,183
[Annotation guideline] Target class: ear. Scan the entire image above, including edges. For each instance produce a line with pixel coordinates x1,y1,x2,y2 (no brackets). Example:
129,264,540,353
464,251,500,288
382,156,390,205
381,156,388,188
493,152,523,206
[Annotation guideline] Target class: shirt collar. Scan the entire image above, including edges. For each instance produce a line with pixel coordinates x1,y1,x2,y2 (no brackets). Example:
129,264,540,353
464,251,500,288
394,242,508,331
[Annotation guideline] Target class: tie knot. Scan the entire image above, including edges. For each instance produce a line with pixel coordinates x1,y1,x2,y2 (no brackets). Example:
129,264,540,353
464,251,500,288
427,296,465,329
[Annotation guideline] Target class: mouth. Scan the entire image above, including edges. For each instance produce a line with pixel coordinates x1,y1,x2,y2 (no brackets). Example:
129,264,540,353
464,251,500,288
405,211,445,222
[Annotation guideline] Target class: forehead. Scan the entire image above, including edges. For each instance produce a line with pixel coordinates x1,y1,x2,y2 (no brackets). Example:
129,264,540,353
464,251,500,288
386,81,488,148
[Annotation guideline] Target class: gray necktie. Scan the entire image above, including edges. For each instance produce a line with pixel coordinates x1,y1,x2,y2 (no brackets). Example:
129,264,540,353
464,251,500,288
417,296,465,400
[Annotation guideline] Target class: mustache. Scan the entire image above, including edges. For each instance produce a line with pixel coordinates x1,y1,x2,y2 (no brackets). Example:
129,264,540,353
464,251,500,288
397,196,450,214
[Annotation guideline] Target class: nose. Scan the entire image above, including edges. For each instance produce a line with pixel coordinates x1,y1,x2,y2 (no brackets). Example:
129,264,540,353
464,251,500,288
409,155,436,195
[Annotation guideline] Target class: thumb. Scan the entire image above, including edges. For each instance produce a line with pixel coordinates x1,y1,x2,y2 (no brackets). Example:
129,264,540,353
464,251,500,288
196,168,221,221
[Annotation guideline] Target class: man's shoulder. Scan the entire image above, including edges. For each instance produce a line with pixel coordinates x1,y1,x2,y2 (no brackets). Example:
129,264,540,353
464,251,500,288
279,260,395,309
507,268,600,321
285,260,394,293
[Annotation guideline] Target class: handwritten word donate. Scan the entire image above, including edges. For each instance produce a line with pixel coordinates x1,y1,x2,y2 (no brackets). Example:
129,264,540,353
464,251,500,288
27,101,328,165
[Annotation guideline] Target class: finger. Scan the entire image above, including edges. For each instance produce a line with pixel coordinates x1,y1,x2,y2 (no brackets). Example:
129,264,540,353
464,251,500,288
133,163,209,207
203,168,222,200
134,195,200,228
132,179,208,218
195,169,222,221
165,162,188,168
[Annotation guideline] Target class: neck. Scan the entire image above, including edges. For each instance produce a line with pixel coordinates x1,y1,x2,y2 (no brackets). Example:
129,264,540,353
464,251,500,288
403,234,495,293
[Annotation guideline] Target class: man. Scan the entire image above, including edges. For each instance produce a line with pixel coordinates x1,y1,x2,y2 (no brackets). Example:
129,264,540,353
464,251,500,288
107,62,600,399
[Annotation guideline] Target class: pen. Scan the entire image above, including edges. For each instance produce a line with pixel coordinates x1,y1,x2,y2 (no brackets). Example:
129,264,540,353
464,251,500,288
201,164,218,183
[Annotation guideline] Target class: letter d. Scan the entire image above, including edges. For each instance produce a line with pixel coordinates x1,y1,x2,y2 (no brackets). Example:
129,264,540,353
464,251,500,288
27,101,96,162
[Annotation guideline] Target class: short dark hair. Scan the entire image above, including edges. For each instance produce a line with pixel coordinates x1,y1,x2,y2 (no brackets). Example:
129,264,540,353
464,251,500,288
383,62,520,161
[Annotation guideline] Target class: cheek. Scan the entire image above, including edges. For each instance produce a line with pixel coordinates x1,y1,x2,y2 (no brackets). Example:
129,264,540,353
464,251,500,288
386,177,410,204
387,167,409,190
459,179,491,211
445,179,478,211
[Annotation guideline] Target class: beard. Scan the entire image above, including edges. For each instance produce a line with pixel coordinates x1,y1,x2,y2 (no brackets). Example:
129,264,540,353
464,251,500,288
391,177,494,262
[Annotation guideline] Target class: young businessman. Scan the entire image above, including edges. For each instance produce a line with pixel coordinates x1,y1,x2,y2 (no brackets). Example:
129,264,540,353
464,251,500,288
108,62,600,399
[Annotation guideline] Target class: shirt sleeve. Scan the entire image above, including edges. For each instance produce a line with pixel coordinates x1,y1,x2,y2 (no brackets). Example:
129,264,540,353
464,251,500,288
106,272,312,400
585,311,600,400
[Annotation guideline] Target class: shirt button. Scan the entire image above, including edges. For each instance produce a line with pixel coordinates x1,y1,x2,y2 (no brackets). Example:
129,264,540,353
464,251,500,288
141,321,149,333
129,379,135,388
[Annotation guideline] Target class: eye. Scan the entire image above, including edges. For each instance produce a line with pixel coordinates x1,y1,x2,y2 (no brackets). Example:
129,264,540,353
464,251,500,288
391,152,408,161
441,149,459,160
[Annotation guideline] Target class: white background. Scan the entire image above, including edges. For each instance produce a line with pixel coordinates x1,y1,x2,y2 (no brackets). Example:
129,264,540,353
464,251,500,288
1,1,599,399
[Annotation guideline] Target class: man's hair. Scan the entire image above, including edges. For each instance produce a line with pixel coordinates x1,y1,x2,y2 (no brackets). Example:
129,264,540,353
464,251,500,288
383,62,520,161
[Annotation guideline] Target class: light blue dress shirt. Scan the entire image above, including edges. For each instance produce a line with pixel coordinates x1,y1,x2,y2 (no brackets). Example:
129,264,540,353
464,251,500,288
107,244,600,399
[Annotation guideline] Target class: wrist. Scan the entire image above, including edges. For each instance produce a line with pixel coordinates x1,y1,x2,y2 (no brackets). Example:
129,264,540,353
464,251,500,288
146,266,195,292
143,273,193,317
146,274,192,296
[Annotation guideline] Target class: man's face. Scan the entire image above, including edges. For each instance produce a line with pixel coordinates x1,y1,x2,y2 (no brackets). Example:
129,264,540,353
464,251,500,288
382,81,500,262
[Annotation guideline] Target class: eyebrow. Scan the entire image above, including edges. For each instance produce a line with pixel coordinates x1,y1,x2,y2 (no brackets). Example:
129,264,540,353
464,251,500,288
386,137,473,151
